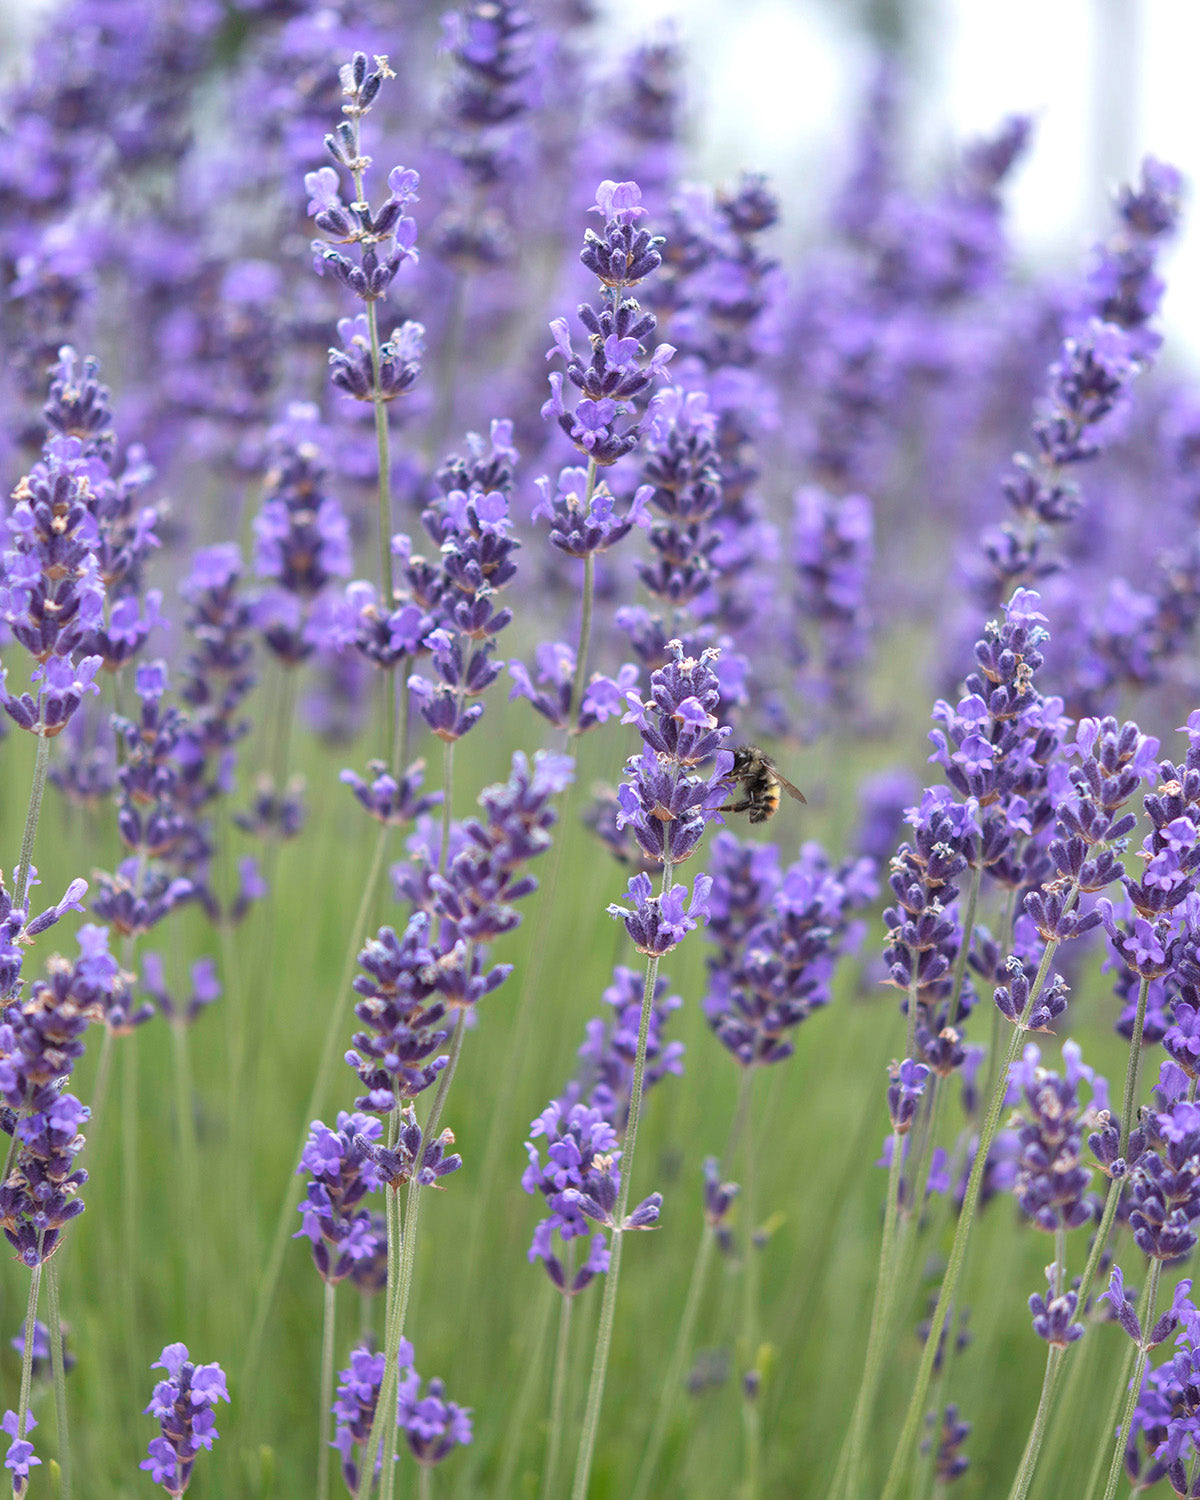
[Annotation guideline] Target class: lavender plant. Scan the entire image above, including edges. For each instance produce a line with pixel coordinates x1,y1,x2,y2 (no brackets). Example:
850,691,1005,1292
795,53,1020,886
6,8,1200,1499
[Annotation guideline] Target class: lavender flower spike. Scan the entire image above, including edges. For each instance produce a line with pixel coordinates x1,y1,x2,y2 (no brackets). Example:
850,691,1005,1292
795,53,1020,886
141,1343,229,1497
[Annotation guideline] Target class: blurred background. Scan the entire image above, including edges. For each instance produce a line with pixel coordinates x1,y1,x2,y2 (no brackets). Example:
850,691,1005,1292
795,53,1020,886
600,0,1200,362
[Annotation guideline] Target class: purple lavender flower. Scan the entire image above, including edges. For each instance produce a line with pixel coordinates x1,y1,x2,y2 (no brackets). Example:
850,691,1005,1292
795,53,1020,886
330,1339,414,1495
396,1368,473,1466
141,953,220,1028
140,1343,229,1497
250,405,352,666
294,1112,386,1284
577,965,684,1127
542,180,674,467
11,1318,72,1381
344,915,449,1112
704,840,877,1067
531,466,653,557
1007,1041,1105,1234
306,58,419,307
507,642,638,733
340,759,442,827
613,640,730,868
0,922,119,1263
522,1098,659,1296
1,1409,39,1494
0,434,105,736
887,1058,931,1135
359,1105,463,1192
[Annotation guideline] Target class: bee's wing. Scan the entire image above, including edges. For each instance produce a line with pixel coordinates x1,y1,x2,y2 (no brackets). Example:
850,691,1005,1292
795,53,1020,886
774,772,807,805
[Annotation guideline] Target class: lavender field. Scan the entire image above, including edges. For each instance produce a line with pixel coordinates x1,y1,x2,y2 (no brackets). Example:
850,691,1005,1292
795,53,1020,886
2,3,1200,1498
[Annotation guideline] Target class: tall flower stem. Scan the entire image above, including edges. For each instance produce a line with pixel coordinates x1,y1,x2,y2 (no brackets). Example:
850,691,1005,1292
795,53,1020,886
46,1256,71,1500
879,937,1062,1500
317,1279,336,1500
540,1251,576,1500
242,823,391,1394
16,1259,43,1454
121,1022,141,1381
831,1128,906,1500
492,1286,556,1497
169,1019,201,1329
629,1224,716,1500
1098,1259,1163,1500
571,857,675,1500
1016,980,1150,1495
739,1074,762,1500
364,1012,468,1500
566,459,599,734
14,730,50,912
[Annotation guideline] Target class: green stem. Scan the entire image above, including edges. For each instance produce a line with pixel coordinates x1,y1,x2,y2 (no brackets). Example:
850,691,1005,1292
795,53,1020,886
169,1020,200,1330
1118,976,1151,1160
1084,1338,1137,1500
16,1258,43,1452
540,1267,575,1500
879,937,1062,1500
629,1225,716,1500
365,1014,468,1500
46,1256,71,1500
388,658,411,781
366,302,395,611
14,731,50,912
440,737,455,874
1098,1258,1162,1500
565,460,599,735
121,1025,140,1377
739,1075,761,1500
318,1278,336,1500
1007,1345,1066,1500
241,824,391,1394
571,857,675,1500
492,1285,556,1499
832,1127,906,1500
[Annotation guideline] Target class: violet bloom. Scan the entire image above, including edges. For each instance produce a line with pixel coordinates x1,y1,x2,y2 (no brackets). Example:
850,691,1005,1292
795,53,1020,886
522,1099,659,1296
294,1113,385,1284
344,914,450,1112
530,466,653,558
614,640,730,870
140,1343,229,1497
578,965,684,1128
704,840,877,1068
250,404,352,667
405,434,521,744
10,1319,72,1381
330,1340,414,1496
1121,1284,1200,1492
1,1409,39,1494
0,435,104,737
396,1368,473,1467
0,922,117,1265
542,180,674,467
141,953,220,1029
1007,1041,1105,1235
507,641,639,734
306,57,419,306
790,485,874,717
339,759,442,828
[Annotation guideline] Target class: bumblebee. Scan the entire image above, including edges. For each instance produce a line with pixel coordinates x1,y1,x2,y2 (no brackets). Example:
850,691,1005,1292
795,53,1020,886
719,745,807,824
